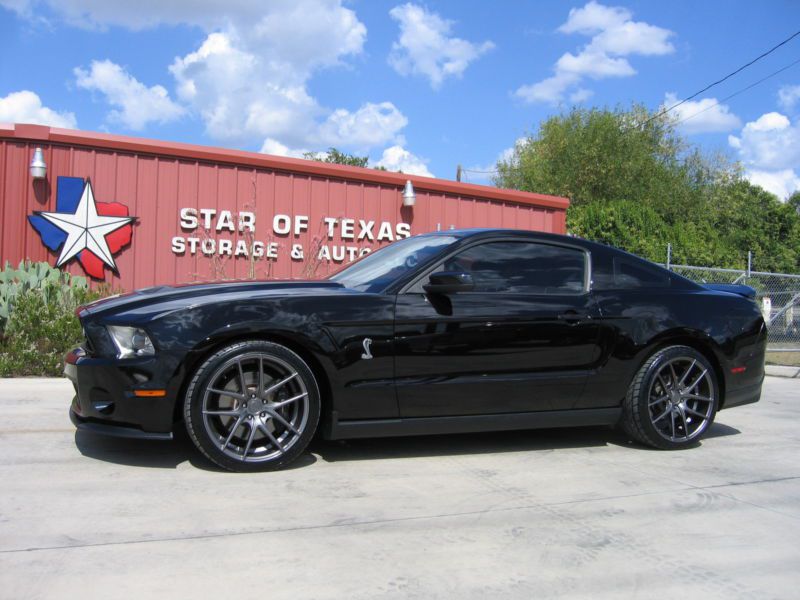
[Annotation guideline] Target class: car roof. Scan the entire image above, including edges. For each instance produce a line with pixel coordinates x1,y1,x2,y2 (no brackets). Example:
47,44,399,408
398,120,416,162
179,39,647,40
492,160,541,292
423,227,593,247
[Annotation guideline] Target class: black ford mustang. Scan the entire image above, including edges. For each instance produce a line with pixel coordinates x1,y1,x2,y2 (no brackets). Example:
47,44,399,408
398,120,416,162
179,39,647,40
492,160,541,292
66,229,767,471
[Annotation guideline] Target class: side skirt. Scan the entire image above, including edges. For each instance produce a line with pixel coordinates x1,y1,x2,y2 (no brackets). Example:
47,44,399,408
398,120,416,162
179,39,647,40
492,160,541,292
326,407,622,440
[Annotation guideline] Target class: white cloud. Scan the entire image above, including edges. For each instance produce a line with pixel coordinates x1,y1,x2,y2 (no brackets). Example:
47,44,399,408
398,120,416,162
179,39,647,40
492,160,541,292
662,92,740,134
7,0,411,157
6,0,368,77
569,88,594,103
169,30,318,144
169,29,409,152
247,0,366,74
729,112,800,199
586,19,674,56
259,138,308,159
388,3,494,89
742,111,790,133
0,90,77,128
515,1,674,104
74,60,184,130
162,4,410,154
373,145,433,177
318,102,408,150
778,84,800,111
262,117,418,172
728,112,800,171
0,0,34,14
557,1,628,34
1,0,355,35
516,75,576,105
745,169,800,200
556,49,635,78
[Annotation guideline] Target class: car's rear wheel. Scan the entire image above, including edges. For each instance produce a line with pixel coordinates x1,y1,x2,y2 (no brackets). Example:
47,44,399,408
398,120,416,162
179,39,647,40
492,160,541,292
184,340,320,471
621,345,718,450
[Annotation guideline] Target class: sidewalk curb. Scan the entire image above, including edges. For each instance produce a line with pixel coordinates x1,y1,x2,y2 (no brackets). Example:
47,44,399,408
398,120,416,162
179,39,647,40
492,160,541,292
766,365,800,379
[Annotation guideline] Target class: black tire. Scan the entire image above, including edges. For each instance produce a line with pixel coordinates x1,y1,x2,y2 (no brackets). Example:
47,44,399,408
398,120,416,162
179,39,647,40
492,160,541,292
184,340,320,472
621,345,719,450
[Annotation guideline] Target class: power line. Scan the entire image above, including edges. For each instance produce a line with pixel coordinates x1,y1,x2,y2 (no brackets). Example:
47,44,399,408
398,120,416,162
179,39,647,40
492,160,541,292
642,28,800,126
674,56,800,127
461,34,800,180
462,168,498,174
464,55,800,178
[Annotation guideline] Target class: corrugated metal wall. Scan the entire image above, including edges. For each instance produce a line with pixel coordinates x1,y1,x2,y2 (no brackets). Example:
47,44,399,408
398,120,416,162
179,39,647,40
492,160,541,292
0,128,567,291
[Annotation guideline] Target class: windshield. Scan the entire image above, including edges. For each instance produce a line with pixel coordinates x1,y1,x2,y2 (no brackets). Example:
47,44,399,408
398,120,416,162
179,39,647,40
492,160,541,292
329,234,458,292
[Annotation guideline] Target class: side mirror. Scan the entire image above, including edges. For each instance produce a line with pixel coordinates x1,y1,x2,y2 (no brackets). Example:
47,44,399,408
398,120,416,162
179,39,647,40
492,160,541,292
423,271,474,294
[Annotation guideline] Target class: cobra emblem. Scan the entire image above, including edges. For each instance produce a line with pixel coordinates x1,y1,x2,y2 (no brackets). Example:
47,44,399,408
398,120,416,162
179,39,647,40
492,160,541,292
361,338,373,360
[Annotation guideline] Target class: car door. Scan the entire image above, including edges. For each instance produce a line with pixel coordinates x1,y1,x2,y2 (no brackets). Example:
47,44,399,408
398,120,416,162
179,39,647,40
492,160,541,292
393,239,602,417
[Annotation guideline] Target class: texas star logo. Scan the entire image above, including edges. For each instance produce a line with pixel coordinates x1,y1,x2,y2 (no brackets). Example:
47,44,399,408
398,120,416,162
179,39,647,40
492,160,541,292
28,176,136,280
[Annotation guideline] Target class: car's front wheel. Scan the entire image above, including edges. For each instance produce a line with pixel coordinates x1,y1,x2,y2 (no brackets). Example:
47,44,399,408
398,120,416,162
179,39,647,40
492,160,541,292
184,340,320,471
621,345,719,450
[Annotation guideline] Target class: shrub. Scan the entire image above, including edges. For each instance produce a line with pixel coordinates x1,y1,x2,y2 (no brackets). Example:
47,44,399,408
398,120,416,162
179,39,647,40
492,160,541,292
1,260,88,327
0,261,105,377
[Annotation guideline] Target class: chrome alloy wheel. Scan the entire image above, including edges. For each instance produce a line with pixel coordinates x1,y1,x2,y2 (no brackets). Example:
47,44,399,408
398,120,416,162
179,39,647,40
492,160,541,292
648,357,716,443
201,352,310,463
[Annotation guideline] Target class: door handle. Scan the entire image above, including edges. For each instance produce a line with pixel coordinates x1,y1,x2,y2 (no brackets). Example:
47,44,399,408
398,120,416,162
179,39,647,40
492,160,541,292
557,310,587,324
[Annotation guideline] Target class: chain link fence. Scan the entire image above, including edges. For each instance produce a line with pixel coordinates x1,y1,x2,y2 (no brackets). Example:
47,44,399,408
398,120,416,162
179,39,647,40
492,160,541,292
664,262,800,352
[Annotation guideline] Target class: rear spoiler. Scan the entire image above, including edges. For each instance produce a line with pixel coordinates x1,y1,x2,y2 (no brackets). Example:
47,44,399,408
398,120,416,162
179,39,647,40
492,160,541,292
702,283,757,299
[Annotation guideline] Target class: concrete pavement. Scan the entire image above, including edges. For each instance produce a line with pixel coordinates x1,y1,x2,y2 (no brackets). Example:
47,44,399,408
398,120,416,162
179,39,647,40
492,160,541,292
766,364,800,378
0,376,798,599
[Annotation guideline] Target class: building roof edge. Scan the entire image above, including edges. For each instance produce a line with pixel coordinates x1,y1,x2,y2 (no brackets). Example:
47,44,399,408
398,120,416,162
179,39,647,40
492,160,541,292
0,122,569,210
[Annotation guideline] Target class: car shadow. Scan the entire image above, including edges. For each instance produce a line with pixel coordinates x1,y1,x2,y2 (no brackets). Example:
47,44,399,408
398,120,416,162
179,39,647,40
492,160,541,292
603,420,742,452
702,421,741,439
74,420,741,470
73,430,317,472
309,420,740,463
310,425,625,463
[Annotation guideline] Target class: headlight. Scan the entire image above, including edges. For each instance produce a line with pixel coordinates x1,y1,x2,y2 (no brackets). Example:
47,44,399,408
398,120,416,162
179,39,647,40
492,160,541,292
106,325,155,358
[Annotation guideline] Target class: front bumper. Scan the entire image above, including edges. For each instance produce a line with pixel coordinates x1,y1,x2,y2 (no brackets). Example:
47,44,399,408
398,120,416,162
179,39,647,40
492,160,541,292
69,403,172,440
65,347,176,437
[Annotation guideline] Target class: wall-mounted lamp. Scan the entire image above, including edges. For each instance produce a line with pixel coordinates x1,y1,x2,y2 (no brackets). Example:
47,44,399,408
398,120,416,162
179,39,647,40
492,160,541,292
30,147,47,180
402,180,416,207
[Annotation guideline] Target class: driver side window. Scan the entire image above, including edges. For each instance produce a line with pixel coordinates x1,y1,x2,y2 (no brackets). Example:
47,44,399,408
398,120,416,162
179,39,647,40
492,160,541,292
442,241,586,294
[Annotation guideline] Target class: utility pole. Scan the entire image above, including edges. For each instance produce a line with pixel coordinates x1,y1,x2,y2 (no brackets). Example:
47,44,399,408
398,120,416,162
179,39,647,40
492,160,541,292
456,164,462,182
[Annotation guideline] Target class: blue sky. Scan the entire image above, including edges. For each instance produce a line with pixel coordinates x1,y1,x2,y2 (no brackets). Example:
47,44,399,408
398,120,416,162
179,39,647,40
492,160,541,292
2,1,800,197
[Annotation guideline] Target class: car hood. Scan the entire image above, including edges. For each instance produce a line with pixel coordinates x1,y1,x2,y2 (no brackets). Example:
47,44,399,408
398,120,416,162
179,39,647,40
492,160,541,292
79,279,347,318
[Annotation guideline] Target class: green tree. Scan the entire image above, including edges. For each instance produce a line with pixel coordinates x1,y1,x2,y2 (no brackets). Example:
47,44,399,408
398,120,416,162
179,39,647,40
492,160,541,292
303,147,391,171
494,104,800,272
788,190,800,215
566,198,723,266
494,104,714,215
708,179,800,272
303,147,370,168
567,199,673,262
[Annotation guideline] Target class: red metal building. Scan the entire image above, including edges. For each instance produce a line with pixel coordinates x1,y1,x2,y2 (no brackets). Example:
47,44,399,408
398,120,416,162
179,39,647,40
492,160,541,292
0,123,569,290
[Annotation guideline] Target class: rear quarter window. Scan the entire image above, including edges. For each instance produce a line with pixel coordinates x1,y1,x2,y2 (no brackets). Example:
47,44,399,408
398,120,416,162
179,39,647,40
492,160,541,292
614,258,670,289
591,254,671,290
